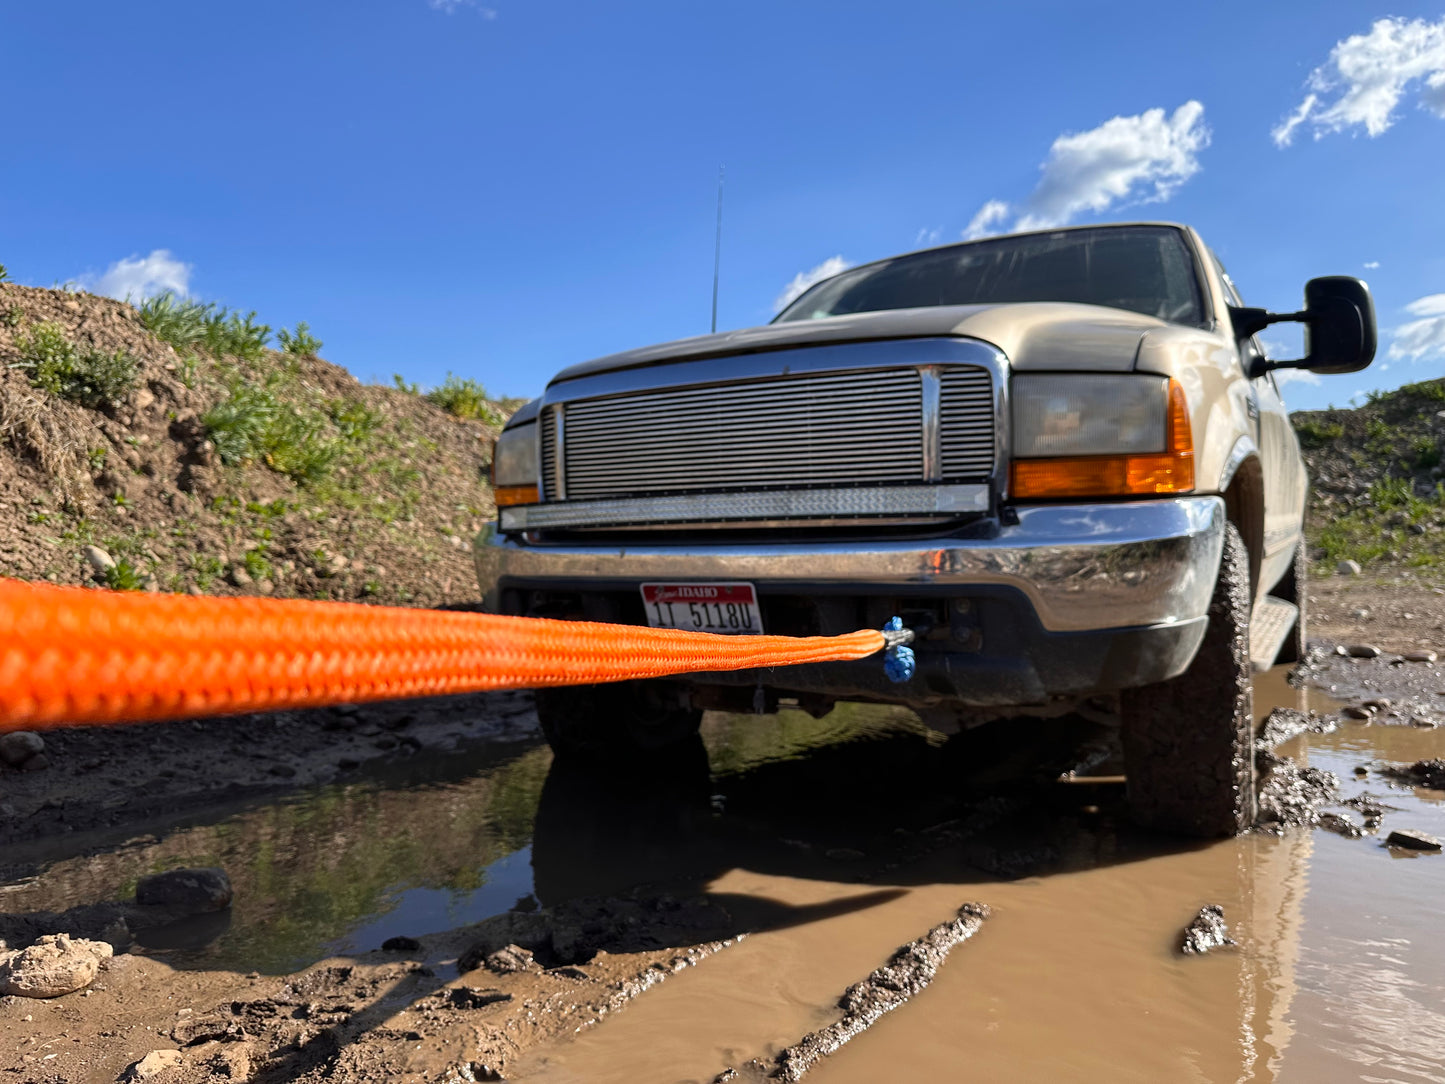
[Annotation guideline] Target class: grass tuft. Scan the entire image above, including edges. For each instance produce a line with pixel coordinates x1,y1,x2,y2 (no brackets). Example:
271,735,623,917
426,373,499,423
13,321,138,409
138,291,271,360
203,374,341,484
103,559,145,591
277,321,323,357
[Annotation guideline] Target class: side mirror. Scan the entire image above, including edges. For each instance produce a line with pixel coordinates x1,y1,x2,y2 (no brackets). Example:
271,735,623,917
1300,276,1376,374
1229,276,1376,378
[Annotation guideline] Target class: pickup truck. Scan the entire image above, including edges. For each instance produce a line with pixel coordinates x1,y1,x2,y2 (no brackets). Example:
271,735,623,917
475,222,1375,837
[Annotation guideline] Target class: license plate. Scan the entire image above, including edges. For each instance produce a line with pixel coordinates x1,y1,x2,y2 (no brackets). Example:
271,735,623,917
640,582,764,635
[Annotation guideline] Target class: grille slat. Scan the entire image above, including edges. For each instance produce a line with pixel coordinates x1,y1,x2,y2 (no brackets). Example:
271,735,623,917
938,370,995,481
542,365,995,502
539,409,560,499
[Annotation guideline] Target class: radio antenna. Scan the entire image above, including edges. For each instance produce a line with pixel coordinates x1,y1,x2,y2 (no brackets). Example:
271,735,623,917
711,165,724,334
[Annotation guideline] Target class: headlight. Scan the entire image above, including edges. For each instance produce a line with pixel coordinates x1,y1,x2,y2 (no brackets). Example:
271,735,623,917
1010,375,1194,499
491,422,539,507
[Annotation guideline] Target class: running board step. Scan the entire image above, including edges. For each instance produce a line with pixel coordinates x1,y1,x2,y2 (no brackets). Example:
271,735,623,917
1250,597,1299,673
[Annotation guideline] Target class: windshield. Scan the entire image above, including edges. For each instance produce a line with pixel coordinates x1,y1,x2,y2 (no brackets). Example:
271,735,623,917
774,225,1206,327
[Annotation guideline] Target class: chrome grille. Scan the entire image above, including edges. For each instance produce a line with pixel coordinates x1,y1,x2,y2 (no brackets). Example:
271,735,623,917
939,369,995,480
545,364,995,503
539,408,560,499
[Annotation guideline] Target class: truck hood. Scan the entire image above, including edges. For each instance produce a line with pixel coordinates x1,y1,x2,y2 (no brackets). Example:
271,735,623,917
548,302,1168,388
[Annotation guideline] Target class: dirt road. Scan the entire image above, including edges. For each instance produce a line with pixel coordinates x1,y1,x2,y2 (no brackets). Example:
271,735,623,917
4,593,1445,1082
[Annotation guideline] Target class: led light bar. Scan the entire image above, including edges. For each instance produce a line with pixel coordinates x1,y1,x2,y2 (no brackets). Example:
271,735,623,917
499,484,990,532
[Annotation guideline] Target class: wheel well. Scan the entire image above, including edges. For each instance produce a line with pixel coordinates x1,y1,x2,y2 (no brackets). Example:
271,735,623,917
1223,458,1264,596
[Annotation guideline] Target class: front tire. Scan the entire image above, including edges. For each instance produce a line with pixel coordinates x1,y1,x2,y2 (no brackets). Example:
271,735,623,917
1120,522,1256,837
534,680,703,763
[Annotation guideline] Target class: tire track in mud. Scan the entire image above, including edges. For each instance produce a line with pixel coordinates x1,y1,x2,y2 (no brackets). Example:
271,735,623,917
715,903,990,1082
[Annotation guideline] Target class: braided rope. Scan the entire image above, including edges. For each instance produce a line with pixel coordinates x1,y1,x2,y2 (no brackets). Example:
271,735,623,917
0,578,886,732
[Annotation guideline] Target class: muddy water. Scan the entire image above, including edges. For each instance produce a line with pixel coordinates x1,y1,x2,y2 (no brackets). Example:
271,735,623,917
519,671,1445,1084
0,743,552,973
8,670,1445,1081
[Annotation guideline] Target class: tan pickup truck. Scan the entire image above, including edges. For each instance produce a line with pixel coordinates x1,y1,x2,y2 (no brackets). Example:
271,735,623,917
476,223,1375,836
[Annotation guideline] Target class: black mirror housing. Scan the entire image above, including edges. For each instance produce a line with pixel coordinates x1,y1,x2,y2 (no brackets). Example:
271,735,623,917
1230,276,1376,379
1302,276,1376,375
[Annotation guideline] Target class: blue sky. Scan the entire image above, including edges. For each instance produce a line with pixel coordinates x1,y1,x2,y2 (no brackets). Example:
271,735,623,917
3,1,1444,413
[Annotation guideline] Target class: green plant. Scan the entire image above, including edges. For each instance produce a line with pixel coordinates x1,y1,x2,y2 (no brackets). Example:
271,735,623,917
13,321,138,408
138,291,271,360
189,554,225,589
137,292,210,350
1293,417,1344,449
0,263,9,282
103,559,145,591
87,447,108,473
277,321,323,357
2,305,21,328
242,548,273,581
1412,436,1442,470
326,399,379,443
112,493,129,508
203,308,270,361
1368,476,1415,510
392,374,422,395
425,373,499,422
202,376,340,484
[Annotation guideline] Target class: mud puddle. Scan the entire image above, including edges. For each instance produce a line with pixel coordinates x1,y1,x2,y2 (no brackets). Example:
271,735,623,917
0,744,551,974
8,665,1445,1081
515,669,1445,1084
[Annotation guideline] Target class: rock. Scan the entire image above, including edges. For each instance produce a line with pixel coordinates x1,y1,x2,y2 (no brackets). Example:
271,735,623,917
1345,644,1382,659
1386,829,1442,852
228,566,252,587
0,731,44,766
256,578,274,595
447,986,512,1010
1406,650,1439,663
21,753,49,772
1180,905,1237,955
1318,812,1364,839
1408,522,1428,535
381,936,421,952
127,1049,183,1079
135,868,233,914
1352,608,1371,620
1337,559,1362,576
83,545,116,573
0,933,112,998
1342,705,1374,720
133,388,156,411
484,944,540,975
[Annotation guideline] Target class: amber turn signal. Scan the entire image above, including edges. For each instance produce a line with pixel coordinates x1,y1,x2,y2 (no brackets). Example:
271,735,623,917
1009,379,1194,499
493,485,540,507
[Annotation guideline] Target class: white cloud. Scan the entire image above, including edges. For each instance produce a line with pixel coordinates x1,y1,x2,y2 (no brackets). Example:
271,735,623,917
914,227,942,248
83,250,191,301
1272,367,1321,388
1364,260,1380,269
428,0,496,14
1273,16,1445,145
1389,293,1445,360
773,256,851,313
962,200,1010,240
965,102,1209,236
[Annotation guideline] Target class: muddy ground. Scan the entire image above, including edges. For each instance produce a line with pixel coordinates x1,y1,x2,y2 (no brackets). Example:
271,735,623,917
4,577,1445,1083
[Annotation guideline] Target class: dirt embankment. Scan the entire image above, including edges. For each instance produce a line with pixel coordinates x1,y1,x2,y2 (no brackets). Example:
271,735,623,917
1294,377,1445,584
0,282,506,607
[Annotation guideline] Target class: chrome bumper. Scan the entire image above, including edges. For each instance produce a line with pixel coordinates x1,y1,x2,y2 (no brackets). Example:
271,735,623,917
473,496,1225,634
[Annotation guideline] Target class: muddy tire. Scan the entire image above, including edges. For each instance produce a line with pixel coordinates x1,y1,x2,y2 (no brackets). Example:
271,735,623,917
534,680,703,762
1270,539,1308,666
1120,522,1256,837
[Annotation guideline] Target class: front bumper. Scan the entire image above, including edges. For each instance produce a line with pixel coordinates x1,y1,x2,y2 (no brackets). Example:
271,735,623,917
474,496,1225,706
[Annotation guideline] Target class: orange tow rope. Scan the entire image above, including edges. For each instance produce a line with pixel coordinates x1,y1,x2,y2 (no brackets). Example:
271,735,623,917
0,578,887,733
